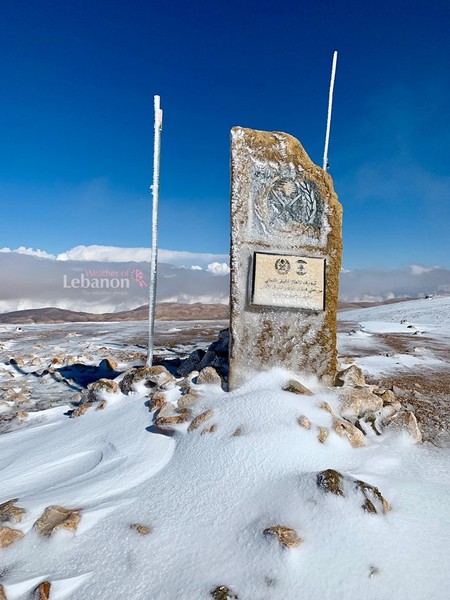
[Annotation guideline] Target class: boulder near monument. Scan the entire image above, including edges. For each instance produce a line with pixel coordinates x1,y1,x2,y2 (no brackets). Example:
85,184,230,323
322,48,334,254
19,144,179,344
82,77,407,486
229,127,343,389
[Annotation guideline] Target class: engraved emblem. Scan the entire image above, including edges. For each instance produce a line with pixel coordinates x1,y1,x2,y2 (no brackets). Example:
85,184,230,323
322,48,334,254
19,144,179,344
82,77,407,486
275,258,290,274
296,259,307,276
264,177,323,232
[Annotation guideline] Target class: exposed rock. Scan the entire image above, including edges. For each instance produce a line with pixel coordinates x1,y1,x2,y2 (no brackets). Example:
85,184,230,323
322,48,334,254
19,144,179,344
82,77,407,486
197,367,222,386
34,505,81,536
332,418,366,447
0,525,24,547
178,390,200,408
95,400,108,411
120,366,175,395
0,498,26,524
174,407,192,418
130,523,152,535
158,402,177,417
317,427,329,443
316,469,344,496
0,584,7,600
33,581,51,600
176,349,206,378
71,403,92,418
283,380,313,396
297,415,311,429
232,427,242,437
263,525,303,549
335,364,366,387
99,357,118,371
369,566,380,578
316,469,390,514
210,586,238,600
338,386,383,419
188,410,214,432
377,389,397,404
154,415,188,429
179,371,199,392
149,391,167,411
88,378,120,401
385,410,422,443
320,401,334,415
201,424,218,435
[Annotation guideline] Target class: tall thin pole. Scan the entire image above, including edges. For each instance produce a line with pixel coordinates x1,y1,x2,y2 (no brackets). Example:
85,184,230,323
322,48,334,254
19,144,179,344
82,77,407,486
323,50,338,172
147,95,163,366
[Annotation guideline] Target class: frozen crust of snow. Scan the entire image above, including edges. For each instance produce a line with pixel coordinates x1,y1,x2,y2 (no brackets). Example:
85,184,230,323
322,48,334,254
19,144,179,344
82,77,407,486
0,368,449,599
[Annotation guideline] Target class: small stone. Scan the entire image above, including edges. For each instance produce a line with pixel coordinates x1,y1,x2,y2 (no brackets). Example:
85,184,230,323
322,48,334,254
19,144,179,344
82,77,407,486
174,407,192,418
120,366,175,394
368,566,380,578
99,358,118,371
332,418,366,447
338,386,383,419
316,469,344,496
34,581,51,600
283,380,313,396
335,364,366,387
263,525,303,549
385,411,422,443
320,401,334,415
154,415,188,429
297,416,311,429
34,505,81,537
178,390,200,408
88,378,120,401
317,426,329,443
231,427,242,437
379,390,397,404
157,402,177,417
130,523,152,535
179,371,199,392
197,367,222,385
0,525,24,547
0,498,26,524
210,586,239,600
201,424,218,435
149,391,167,411
71,403,91,418
317,470,390,514
356,480,391,514
188,410,214,432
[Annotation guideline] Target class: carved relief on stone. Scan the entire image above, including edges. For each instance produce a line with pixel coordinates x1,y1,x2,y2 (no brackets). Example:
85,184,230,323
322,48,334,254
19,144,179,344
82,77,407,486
254,174,324,235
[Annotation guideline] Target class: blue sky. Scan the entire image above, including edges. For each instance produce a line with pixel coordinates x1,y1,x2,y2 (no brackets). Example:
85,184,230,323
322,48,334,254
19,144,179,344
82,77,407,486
1,0,449,269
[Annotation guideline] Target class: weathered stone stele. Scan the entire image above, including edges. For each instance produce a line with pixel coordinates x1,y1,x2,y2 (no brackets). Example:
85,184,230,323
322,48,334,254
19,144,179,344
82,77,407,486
229,127,342,389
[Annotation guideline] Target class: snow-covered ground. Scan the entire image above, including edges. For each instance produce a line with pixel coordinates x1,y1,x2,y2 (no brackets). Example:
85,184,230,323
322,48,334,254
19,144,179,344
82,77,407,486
0,298,449,599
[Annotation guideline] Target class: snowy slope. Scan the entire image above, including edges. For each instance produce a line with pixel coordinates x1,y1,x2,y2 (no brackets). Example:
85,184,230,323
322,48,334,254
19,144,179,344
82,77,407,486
0,368,449,599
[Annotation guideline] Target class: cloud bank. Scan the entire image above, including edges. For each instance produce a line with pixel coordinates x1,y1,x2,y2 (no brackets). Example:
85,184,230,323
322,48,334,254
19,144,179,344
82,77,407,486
0,247,449,314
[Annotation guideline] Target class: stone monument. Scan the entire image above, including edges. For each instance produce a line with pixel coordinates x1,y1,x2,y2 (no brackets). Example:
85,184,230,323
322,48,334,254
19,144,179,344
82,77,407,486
229,127,342,389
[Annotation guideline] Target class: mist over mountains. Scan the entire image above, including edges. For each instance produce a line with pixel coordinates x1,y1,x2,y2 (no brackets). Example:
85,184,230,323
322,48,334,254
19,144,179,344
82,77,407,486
0,247,449,314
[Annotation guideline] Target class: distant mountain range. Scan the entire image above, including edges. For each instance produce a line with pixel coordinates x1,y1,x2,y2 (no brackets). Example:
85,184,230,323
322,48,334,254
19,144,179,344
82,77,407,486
0,298,422,324
0,303,230,324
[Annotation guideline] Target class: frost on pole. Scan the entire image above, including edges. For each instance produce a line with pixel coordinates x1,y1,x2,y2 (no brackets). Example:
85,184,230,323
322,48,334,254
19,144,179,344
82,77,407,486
323,50,338,172
147,95,163,367
228,127,343,390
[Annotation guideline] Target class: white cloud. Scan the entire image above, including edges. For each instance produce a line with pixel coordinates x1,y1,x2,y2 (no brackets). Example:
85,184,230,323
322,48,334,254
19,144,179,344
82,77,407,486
206,262,231,275
0,246,55,259
190,265,203,271
56,245,228,267
409,264,441,276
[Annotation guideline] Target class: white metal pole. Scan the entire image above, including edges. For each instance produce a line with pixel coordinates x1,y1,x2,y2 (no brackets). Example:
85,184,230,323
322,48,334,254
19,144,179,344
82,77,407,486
147,95,163,366
323,50,338,172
